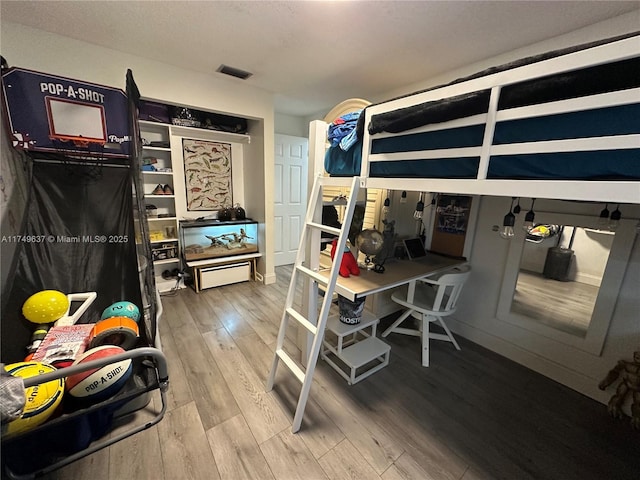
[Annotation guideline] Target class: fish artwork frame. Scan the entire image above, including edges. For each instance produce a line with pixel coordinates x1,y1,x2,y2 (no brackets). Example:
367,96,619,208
183,138,233,211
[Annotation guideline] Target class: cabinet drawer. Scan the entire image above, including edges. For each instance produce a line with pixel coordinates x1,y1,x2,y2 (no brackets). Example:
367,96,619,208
199,262,250,289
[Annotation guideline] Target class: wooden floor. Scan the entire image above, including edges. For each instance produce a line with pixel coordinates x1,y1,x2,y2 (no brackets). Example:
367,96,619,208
43,265,637,480
512,270,598,337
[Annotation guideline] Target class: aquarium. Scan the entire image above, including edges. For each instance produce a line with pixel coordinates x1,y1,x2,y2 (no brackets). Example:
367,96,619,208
180,219,258,262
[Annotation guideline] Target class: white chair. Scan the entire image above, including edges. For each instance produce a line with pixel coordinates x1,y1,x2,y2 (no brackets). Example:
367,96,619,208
382,265,471,367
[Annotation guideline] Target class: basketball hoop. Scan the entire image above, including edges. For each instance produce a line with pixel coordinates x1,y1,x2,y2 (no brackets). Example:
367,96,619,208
3,67,132,161
50,137,109,182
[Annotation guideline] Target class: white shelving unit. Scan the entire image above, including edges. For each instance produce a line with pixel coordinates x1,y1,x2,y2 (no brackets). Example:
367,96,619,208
321,311,390,385
139,114,254,293
139,120,181,292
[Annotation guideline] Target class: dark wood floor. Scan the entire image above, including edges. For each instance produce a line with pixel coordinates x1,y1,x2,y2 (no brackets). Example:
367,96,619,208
43,265,637,480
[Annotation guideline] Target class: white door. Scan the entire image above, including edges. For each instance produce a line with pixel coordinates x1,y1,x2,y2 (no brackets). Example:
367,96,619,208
274,134,308,266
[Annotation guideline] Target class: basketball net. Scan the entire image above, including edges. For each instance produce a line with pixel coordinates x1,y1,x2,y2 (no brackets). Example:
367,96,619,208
51,137,109,181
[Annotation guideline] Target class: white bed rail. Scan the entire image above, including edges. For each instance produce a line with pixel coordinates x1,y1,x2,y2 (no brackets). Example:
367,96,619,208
353,34,640,204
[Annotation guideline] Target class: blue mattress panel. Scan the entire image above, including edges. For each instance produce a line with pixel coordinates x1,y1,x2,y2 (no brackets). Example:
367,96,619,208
370,157,480,178
494,103,640,144
487,149,640,180
371,124,485,154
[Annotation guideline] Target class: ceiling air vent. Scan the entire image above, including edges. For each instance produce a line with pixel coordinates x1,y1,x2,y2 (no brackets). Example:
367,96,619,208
216,64,253,80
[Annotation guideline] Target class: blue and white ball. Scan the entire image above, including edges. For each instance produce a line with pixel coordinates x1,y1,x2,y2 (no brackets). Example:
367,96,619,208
101,301,140,323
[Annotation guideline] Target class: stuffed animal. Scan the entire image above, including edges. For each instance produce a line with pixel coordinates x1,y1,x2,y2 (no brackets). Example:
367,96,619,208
598,350,640,429
330,239,360,278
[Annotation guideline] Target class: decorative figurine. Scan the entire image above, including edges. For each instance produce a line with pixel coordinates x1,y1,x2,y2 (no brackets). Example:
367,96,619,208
218,206,232,221
598,350,640,429
373,219,396,267
233,203,246,220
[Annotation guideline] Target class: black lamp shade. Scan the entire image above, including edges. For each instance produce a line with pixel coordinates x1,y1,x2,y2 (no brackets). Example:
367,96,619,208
524,209,535,223
610,208,621,221
503,211,515,227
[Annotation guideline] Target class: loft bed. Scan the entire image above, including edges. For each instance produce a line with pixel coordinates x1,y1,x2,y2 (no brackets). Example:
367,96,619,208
320,32,640,204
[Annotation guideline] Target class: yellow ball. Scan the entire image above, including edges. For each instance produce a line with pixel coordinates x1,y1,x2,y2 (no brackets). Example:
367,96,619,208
22,290,69,324
4,362,65,435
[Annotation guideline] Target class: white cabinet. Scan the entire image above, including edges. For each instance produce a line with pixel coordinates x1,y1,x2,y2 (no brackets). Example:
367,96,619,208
139,120,181,292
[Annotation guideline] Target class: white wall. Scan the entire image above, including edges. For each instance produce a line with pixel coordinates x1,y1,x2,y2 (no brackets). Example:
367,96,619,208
449,198,639,403
1,22,277,284
571,228,614,286
275,112,307,137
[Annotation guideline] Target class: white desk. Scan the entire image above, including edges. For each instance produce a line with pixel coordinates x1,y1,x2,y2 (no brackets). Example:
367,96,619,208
317,253,465,302
306,253,465,380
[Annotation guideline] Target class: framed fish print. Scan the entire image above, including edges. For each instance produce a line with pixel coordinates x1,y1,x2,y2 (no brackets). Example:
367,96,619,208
182,139,232,211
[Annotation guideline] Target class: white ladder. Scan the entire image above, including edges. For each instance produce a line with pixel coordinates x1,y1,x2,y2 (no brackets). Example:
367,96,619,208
266,175,360,433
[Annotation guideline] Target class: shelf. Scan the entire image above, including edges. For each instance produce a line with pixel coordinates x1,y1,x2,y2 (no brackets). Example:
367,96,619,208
170,124,250,144
339,337,390,369
321,336,390,385
142,146,171,152
155,276,185,293
154,258,180,265
322,311,390,385
139,120,170,134
141,119,249,143
185,252,262,268
139,118,182,293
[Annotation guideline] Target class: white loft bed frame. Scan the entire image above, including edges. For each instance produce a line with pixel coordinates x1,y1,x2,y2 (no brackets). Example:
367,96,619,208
309,34,639,205
287,35,637,433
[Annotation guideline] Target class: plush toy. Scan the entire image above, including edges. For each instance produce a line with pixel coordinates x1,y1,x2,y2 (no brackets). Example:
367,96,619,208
598,350,640,429
330,239,360,278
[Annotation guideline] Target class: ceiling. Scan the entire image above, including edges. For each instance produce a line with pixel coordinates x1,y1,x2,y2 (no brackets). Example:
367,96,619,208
1,1,638,117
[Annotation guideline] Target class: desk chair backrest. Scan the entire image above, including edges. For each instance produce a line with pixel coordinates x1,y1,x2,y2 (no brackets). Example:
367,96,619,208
426,265,471,314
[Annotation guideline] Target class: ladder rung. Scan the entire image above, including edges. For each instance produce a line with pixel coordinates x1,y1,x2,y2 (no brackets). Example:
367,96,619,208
296,265,328,286
307,221,341,236
276,349,305,383
286,307,317,335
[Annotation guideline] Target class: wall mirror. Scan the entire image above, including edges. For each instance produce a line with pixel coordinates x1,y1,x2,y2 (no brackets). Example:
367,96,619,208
497,211,635,355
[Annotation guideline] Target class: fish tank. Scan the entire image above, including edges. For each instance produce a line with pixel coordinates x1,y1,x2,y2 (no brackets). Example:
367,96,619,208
180,219,258,262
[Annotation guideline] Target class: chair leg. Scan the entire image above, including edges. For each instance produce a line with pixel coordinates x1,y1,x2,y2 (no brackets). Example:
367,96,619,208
421,316,430,367
435,316,461,350
382,308,415,337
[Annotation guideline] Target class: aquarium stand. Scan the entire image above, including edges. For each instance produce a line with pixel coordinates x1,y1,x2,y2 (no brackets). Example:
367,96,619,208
185,253,261,292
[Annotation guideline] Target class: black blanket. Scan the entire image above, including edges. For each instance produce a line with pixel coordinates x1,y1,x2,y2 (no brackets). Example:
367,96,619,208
367,31,640,135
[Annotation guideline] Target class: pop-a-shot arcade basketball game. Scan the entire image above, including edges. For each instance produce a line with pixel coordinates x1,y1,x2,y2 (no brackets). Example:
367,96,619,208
2,67,131,160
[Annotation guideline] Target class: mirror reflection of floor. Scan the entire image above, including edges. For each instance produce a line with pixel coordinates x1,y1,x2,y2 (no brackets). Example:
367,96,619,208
511,270,599,337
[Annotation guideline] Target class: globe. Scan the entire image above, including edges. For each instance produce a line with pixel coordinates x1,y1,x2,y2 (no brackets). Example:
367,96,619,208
355,228,384,257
